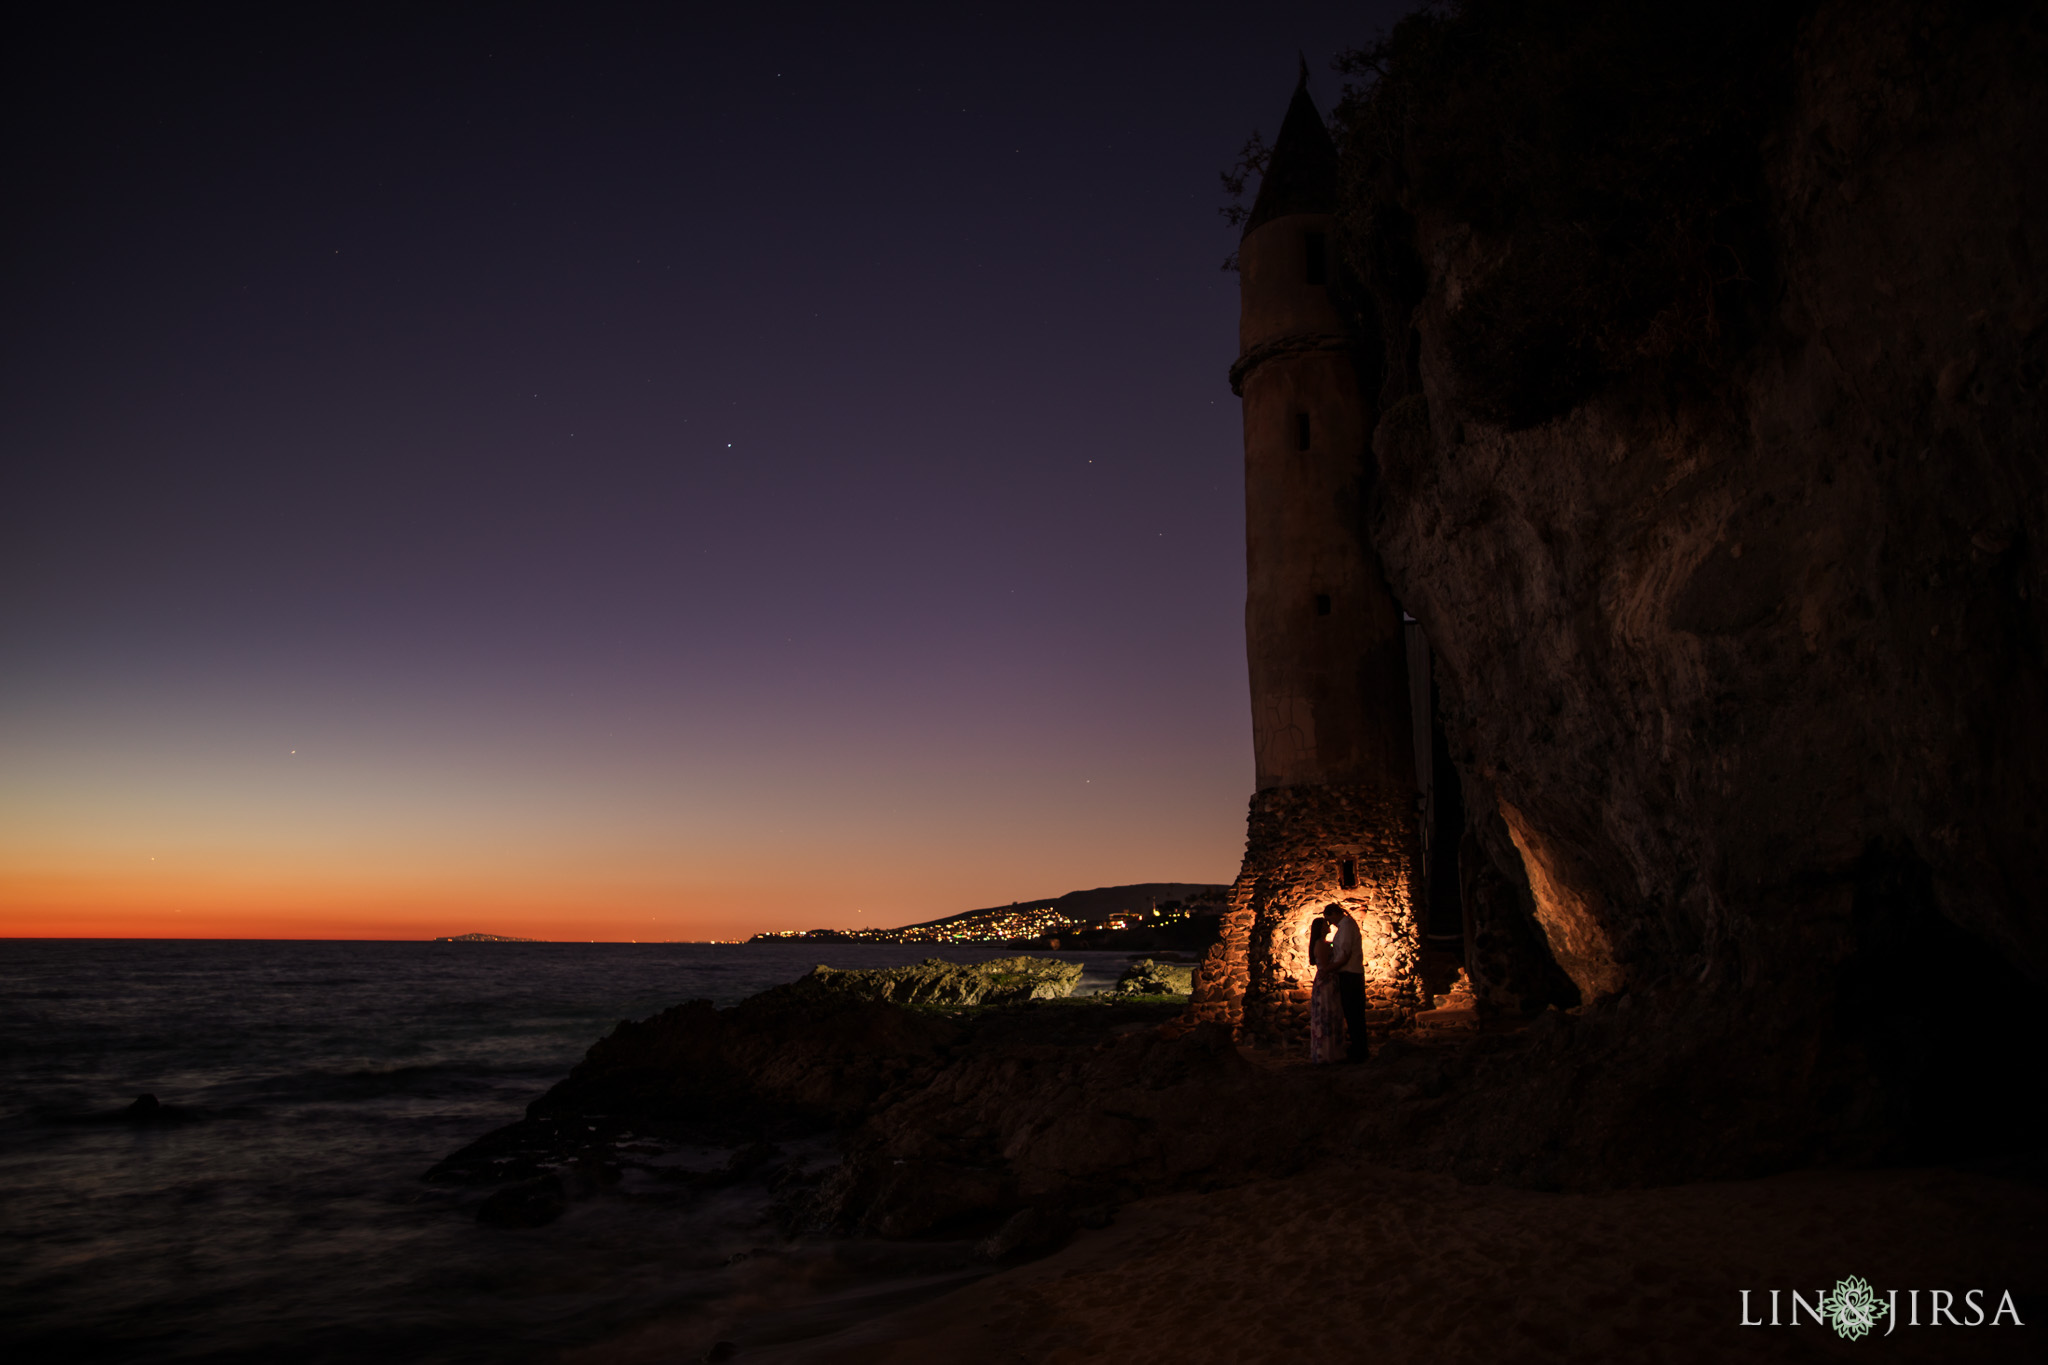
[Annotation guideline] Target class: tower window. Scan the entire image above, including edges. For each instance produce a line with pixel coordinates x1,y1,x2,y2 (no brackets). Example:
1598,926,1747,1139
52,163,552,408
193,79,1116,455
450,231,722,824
1315,593,1332,616
1305,231,1327,286
1295,412,1311,451
1338,858,1358,889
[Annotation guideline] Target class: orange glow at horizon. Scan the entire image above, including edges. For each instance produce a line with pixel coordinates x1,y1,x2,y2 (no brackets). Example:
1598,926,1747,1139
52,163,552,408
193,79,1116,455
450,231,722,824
0,664,1248,943
0,856,1070,943
0,829,1238,943
0,870,799,941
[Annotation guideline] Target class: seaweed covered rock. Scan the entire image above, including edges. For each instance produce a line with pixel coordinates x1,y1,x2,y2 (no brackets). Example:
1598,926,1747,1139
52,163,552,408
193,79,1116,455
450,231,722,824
1111,959,1195,996
802,956,1082,1008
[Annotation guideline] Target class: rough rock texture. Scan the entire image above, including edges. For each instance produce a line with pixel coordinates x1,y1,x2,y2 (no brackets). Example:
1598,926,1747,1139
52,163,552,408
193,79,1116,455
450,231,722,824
799,1021,1349,1237
524,976,962,1132
1330,0,2047,1161
805,957,1081,1008
420,974,960,1191
1458,770,1582,1013
1244,785,1425,1047
497,959,1074,1137
1111,959,1195,995
1185,785,1426,1047
1181,873,1255,1035
429,971,1221,1226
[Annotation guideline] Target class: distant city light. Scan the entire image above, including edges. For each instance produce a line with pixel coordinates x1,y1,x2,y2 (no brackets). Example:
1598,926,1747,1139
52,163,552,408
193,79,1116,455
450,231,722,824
749,899,1213,946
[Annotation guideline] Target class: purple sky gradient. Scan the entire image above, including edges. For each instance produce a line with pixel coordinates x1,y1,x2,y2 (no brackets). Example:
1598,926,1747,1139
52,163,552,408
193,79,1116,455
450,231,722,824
1,2,1411,938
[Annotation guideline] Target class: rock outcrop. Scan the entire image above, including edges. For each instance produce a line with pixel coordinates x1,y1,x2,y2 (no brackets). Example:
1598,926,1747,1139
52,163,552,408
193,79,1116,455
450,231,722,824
1110,959,1195,995
804,957,1082,1008
1323,0,2046,1163
430,955,1392,1240
428,961,1169,1221
491,958,1075,1135
800,1020,1340,1237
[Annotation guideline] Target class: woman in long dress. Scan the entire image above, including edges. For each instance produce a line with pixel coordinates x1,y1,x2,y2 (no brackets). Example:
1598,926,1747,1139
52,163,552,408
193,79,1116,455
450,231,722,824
1307,917,1342,1063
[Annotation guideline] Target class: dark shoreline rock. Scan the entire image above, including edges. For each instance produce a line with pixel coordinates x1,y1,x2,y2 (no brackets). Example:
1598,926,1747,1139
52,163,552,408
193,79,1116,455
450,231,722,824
117,1094,190,1124
427,963,1201,1240
428,958,1503,1249
436,947,2047,1255
56,1093,210,1126
430,961,1133,1189
475,1174,568,1228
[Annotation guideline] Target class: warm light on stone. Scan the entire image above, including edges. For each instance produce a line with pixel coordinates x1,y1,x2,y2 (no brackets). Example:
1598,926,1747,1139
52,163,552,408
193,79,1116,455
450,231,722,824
1182,72,1428,1049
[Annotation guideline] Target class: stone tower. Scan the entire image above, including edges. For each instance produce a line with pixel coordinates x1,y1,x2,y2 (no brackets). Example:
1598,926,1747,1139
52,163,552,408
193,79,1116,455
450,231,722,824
1184,68,1425,1047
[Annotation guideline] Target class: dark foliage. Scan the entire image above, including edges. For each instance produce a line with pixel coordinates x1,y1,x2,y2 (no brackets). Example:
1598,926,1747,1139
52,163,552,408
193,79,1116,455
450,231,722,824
1218,129,1272,230
1331,0,1808,427
1217,130,1271,269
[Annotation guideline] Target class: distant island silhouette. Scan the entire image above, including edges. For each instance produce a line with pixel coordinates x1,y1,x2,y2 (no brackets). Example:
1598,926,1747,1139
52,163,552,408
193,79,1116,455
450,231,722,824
433,933,542,943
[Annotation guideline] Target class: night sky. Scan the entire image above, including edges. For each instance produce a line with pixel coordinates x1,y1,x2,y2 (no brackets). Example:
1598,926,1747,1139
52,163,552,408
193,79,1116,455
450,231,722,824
2,2,1407,940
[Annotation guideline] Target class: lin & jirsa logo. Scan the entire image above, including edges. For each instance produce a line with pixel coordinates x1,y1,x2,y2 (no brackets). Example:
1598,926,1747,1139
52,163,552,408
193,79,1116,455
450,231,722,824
1740,1275,2026,1339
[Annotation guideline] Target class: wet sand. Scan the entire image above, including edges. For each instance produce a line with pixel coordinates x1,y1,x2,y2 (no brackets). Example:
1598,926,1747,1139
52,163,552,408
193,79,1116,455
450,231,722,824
593,1158,2046,1364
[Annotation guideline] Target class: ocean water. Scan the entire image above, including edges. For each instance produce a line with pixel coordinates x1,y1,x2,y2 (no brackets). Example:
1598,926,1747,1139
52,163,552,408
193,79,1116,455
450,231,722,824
0,939,1136,1363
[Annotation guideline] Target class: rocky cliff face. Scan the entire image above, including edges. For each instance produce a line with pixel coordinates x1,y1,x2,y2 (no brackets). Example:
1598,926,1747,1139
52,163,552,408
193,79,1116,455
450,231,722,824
1337,0,2046,1160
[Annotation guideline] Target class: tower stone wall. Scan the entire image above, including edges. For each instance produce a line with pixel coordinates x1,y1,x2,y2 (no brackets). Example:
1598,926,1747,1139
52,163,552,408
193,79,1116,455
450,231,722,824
1186,72,1426,1048
1236,784,1423,1048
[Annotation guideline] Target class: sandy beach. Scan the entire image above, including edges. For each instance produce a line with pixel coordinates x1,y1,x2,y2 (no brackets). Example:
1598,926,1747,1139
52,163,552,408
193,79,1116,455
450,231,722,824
576,1157,2046,1364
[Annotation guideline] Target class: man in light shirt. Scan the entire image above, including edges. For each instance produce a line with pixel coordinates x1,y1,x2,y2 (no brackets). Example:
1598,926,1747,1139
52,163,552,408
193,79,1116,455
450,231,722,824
1321,902,1370,1061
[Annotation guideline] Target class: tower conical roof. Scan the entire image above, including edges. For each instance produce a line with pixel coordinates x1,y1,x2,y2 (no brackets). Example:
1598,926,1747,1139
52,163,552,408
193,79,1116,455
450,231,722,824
1242,61,1338,237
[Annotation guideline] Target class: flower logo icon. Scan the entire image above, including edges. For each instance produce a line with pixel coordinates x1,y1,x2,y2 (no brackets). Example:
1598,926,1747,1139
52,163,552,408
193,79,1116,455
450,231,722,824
1819,1275,1888,1341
